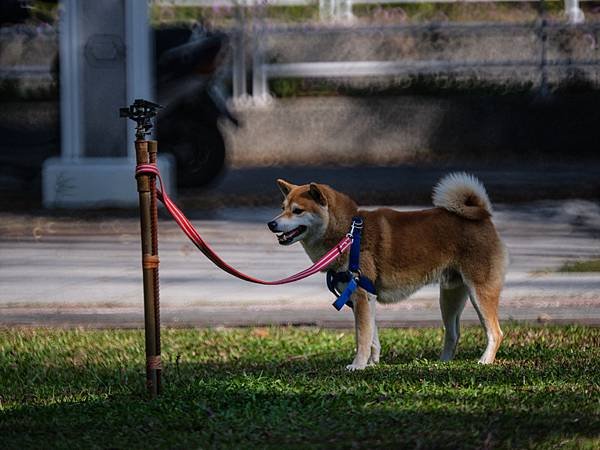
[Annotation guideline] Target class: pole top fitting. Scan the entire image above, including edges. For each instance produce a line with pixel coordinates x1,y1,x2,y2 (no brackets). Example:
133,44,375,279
120,99,163,140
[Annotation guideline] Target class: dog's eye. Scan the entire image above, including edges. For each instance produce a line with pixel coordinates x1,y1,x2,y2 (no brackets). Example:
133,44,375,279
292,208,304,215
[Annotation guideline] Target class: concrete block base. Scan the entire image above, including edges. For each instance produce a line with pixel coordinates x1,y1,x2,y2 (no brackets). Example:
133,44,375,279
42,156,176,208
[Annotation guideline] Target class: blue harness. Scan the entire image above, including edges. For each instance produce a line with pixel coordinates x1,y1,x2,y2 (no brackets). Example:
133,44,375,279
326,216,377,310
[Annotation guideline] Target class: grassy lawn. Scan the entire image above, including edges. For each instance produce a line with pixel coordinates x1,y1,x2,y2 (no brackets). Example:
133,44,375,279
558,259,600,273
1,326,599,449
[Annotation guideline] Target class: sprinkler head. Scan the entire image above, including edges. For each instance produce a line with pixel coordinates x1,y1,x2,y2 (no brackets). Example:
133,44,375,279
120,99,163,139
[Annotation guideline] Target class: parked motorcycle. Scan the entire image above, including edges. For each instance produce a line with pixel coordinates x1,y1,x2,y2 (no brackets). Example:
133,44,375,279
155,24,238,188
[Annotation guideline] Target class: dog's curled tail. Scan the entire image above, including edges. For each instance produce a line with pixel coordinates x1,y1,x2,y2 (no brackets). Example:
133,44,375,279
432,172,492,220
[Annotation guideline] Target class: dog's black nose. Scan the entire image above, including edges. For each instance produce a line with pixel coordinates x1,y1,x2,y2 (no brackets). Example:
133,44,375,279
267,221,278,232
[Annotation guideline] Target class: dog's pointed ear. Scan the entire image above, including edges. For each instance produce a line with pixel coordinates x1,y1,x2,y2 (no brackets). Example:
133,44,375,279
277,179,296,196
309,183,327,206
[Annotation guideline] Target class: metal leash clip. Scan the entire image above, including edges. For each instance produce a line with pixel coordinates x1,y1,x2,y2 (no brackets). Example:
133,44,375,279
347,217,363,239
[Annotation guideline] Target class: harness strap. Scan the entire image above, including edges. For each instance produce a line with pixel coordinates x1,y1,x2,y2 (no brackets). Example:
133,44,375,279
135,163,353,285
332,278,358,311
348,217,362,273
357,276,376,295
327,215,377,311
327,271,376,297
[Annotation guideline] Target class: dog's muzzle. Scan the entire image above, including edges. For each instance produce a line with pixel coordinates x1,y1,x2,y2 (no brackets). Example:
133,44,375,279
267,220,307,245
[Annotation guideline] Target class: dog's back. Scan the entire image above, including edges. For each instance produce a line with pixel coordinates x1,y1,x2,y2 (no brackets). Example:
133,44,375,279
357,173,507,303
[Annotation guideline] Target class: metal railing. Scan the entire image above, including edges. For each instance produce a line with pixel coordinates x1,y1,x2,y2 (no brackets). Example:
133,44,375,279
242,21,600,103
0,27,57,82
2,2,596,100
154,0,585,24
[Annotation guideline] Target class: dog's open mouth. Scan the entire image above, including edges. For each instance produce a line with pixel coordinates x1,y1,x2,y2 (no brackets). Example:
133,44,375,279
277,225,307,245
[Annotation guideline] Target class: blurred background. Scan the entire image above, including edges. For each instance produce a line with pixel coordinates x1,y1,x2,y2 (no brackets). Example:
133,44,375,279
1,0,600,209
1,0,599,326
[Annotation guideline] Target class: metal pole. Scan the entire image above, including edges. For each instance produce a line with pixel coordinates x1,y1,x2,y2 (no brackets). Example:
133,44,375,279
252,22,267,100
565,0,584,25
251,0,270,103
539,0,549,97
121,98,163,397
135,138,161,398
233,2,247,100
148,139,162,394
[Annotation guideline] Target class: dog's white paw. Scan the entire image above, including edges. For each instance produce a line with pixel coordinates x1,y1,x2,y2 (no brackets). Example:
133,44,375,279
346,363,367,371
368,353,380,365
478,357,495,365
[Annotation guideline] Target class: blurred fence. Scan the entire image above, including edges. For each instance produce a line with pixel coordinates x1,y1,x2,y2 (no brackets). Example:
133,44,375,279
2,1,599,102
155,0,585,23
0,26,56,84
153,1,594,102
247,20,600,101
0,64,53,80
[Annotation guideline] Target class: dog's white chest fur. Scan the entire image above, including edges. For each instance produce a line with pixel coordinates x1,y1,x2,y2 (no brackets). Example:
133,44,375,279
376,285,421,303
378,267,450,303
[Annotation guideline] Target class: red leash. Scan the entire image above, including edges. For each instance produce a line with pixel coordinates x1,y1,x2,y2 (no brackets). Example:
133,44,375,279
135,164,352,285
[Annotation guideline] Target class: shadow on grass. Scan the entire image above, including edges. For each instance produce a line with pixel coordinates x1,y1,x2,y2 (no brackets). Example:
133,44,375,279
2,391,597,449
2,349,598,449
1,326,598,448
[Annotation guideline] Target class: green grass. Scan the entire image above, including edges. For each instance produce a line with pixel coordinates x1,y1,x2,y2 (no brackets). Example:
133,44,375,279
558,259,600,273
1,326,599,449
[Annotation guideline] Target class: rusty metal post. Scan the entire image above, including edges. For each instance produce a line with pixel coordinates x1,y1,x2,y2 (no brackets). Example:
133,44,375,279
148,139,161,393
135,138,161,397
121,99,163,397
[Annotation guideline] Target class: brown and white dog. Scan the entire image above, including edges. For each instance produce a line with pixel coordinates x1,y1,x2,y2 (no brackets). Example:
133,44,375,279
268,173,508,370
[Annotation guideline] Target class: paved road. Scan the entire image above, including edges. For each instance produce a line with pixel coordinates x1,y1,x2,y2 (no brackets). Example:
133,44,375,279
181,165,600,208
1,199,599,328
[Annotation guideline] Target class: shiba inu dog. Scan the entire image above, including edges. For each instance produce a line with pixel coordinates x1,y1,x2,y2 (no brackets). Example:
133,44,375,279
268,173,508,370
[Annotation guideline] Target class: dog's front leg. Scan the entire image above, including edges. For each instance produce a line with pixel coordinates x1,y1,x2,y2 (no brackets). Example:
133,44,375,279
347,289,373,371
367,294,380,365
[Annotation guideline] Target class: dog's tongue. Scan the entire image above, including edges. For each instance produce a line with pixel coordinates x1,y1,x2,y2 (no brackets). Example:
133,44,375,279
278,227,301,242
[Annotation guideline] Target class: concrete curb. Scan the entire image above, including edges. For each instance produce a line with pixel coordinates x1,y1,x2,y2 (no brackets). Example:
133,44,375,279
2,304,599,329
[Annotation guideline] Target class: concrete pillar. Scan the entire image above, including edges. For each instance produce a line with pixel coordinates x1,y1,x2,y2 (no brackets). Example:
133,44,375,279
565,0,585,24
319,0,335,21
43,0,175,208
57,0,82,161
320,0,353,21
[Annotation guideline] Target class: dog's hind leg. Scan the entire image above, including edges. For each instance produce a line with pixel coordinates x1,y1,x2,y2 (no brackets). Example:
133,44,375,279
368,293,380,365
439,281,469,361
348,289,374,371
468,282,503,364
